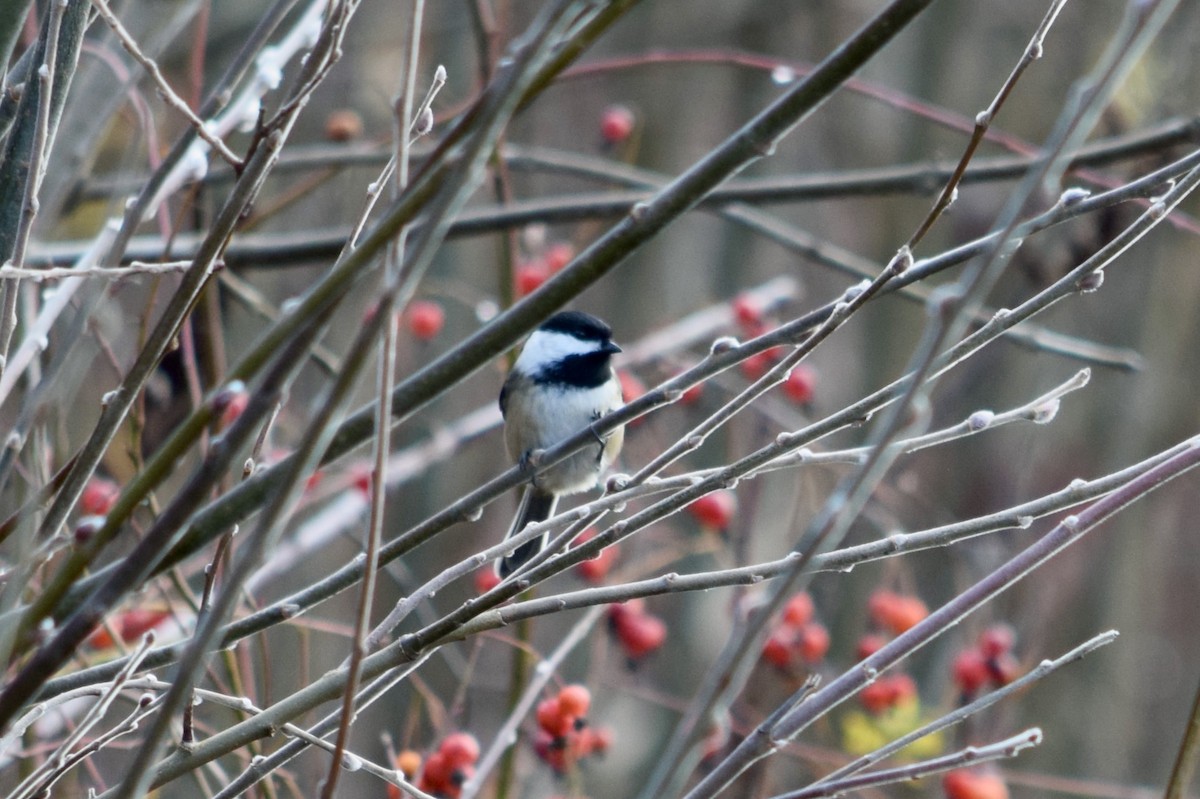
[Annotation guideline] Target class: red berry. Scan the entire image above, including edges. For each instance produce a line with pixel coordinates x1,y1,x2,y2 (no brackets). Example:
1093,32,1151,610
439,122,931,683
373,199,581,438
439,732,480,768
515,261,550,296
586,725,612,755
688,490,736,530
796,622,830,664
855,633,887,660
943,768,1009,799
349,465,372,497
951,647,991,694
576,544,618,582
420,751,452,793
867,590,928,635
533,728,568,773
474,567,501,594
979,624,1016,658
679,380,704,405
762,630,793,669
557,684,591,718
859,680,894,714
573,528,618,583
606,598,645,625
217,387,250,430
81,476,120,516
783,364,817,405
613,609,667,659
544,242,574,273
600,104,635,144
407,300,445,340
732,294,763,330
739,351,773,380
619,370,644,403
536,697,573,738
888,595,928,633
988,652,1021,686
860,673,917,714
781,592,814,626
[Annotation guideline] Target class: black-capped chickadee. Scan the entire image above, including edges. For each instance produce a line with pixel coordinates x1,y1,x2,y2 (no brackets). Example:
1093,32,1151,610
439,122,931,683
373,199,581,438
497,311,625,577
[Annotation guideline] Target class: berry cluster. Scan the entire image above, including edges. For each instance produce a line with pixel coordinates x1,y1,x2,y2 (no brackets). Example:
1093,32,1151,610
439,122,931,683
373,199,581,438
730,293,817,403
397,732,479,799
515,241,575,297
852,589,929,714
760,592,831,672
533,684,612,774
607,599,667,661
951,624,1020,697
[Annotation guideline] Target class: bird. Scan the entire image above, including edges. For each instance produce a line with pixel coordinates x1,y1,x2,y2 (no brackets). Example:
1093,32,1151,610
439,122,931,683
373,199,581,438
496,311,625,577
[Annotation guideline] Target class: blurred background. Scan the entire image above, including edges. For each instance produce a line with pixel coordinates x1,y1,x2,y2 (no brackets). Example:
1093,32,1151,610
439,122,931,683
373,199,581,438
12,0,1200,796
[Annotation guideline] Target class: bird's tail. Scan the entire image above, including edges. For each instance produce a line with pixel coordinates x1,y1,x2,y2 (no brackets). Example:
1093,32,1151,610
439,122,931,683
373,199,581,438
497,488,559,578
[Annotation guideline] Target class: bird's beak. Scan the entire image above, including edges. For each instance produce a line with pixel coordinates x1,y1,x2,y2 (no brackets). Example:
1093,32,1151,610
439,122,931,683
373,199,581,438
604,341,622,354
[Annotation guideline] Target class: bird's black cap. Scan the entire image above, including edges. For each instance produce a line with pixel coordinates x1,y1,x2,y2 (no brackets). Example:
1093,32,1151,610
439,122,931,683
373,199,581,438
540,311,614,343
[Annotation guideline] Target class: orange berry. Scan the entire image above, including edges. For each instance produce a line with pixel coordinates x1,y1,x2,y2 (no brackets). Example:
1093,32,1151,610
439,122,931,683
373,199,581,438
868,590,928,635
324,108,363,141
557,684,591,718
395,749,422,778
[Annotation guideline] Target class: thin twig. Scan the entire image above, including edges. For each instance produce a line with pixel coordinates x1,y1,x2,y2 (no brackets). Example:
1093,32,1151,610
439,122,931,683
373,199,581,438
906,0,1070,249
770,729,1043,799
88,0,243,167
0,0,67,378
0,260,198,280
